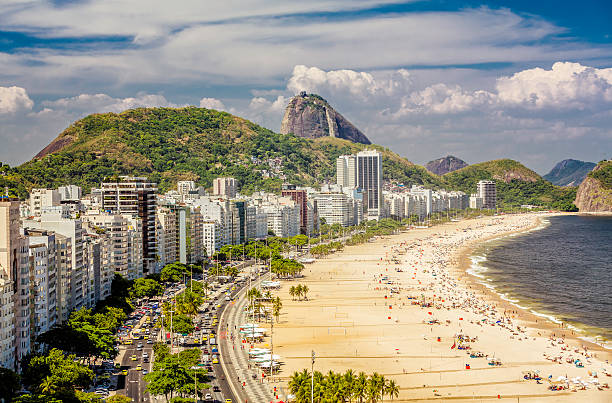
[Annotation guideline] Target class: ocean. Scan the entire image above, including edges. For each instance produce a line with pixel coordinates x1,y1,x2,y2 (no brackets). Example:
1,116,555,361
469,215,612,348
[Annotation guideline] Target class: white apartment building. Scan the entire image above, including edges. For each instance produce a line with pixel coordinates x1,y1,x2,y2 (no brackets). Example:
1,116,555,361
0,277,15,370
25,229,58,342
203,221,222,257
25,210,86,311
469,194,484,209
314,192,352,227
29,188,60,216
58,185,82,201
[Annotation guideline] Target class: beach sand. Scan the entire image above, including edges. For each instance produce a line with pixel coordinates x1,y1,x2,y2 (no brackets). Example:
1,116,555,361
255,213,612,402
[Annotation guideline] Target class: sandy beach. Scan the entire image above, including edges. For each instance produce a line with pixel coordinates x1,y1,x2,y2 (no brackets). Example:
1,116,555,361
255,213,612,402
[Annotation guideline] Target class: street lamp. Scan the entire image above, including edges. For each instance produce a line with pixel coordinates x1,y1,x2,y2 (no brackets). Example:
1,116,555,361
190,366,204,403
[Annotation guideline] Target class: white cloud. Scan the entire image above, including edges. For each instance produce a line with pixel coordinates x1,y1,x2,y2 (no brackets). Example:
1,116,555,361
199,97,226,111
0,86,34,114
496,62,612,109
42,93,177,114
395,83,496,115
287,65,412,100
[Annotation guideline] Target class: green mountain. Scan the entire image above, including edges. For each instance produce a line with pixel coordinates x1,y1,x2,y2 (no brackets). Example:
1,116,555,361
14,107,443,194
444,159,577,210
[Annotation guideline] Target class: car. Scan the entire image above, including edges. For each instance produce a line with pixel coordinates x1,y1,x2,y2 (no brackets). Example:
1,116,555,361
121,369,128,375
142,352,149,359
137,345,143,351
225,399,232,403
143,357,149,363
124,339,132,345
131,354,137,361
213,386,220,392
204,393,213,401
136,365,142,371
147,339,153,344
142,369,148,375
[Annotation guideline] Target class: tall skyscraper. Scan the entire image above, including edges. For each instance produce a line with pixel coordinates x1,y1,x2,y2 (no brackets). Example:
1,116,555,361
281,184,309,235
101,176,157,273
356,150,383,220
336,155,357,188
477,180,497,209
213,177,237,199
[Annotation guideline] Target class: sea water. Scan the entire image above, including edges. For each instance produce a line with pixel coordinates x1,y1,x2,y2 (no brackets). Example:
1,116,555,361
470,215,612,348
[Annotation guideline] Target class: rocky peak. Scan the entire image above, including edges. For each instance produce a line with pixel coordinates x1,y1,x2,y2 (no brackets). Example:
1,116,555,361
574,160,612,212
425,155,468,175
280,93,371,144
543,159,596,187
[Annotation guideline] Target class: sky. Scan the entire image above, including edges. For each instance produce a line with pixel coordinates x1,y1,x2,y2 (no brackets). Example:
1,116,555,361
0,0,611,174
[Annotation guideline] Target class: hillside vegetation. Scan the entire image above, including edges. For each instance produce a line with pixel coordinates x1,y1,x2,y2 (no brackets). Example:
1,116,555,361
14,107,442,194
444,160,577,210
4,107,577,211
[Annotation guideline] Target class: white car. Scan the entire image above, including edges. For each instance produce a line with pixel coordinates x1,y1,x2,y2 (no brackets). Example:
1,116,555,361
204,393,213,401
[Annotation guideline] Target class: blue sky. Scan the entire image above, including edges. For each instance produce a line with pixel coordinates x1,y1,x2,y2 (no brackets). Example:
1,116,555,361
0,0,610,173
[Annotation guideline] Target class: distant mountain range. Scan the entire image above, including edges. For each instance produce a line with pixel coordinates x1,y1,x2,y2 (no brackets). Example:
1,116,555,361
0,105,578,211
280,92,371,144
425,155,468,175
543,159,596,187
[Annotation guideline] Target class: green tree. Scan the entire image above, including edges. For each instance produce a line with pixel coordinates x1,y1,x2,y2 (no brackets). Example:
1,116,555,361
272,296,282,323
130,278,163,299
20,349,94,402
161,263,190,283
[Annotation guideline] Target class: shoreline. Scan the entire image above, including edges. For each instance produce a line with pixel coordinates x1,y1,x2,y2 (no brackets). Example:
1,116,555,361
452,213,612,362
258,213,612,402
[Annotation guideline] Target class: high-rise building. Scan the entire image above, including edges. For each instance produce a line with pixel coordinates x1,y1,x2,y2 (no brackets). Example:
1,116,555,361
477,180,497,209
281,184,309,234
213,177,237,199
0,199,30,369
356,150,383,220
101,176,157,273
336,156,357,188
24,229,58,342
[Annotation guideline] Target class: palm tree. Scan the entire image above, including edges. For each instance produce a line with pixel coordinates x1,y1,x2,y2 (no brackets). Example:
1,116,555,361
289,285,296,301
385,379,399,401
302,284,310,300
342,369,356,402
295,284,303,301
40,375,57,395
354,371,368,403
272,296,282,323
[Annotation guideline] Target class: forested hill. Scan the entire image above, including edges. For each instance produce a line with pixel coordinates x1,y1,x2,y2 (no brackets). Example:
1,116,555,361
12,107,443,195
444,159,578,210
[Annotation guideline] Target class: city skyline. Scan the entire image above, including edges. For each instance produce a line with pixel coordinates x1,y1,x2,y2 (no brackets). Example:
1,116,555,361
0,1,611,172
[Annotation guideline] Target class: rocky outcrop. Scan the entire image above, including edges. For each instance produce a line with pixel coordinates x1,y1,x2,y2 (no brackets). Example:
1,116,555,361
574,160,612,212
543,159,596,187
425,155,468,175
280,92,371,144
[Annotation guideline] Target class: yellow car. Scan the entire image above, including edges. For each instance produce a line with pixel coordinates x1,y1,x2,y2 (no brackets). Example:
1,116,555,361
212,358,219,364
225,399,232,403
212,315,217,320
202,335,208,341
124,339,133,345
216,304,221,308
131,355,137,361
136,365,142,371
121,369,128,376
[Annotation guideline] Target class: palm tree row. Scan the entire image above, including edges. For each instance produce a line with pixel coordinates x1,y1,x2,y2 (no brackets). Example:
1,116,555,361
289,369,399,402
289,284,309,301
